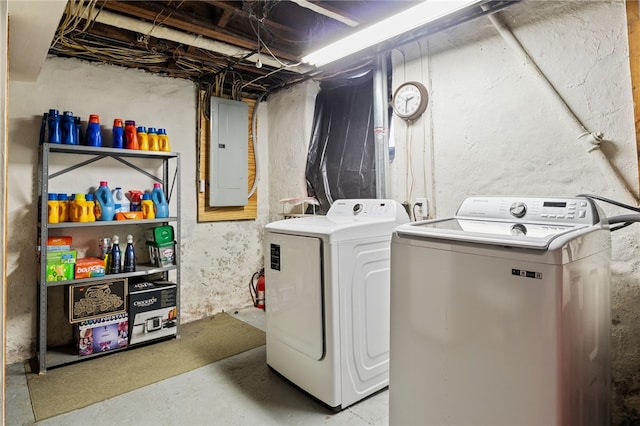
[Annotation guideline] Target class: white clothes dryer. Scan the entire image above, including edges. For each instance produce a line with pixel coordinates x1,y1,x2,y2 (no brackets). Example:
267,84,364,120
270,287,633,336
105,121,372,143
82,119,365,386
264,199,409,410
389,196,611,426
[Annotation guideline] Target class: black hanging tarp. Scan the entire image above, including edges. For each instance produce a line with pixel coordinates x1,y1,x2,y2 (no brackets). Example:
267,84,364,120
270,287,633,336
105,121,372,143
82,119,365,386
305,71,376,214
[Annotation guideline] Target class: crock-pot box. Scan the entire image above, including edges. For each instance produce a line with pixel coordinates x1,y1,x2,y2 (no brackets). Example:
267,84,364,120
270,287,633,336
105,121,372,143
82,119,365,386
128,281,177,345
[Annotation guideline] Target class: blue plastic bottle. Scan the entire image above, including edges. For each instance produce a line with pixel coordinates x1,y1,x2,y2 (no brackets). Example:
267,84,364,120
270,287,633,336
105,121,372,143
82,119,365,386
95,181,115,221
123,234,136,273
47,109,61,144
112,119,124,149
61,111,77,145
151,183,169,218
109,235,122,274
74,116,82,145
86,114,102,147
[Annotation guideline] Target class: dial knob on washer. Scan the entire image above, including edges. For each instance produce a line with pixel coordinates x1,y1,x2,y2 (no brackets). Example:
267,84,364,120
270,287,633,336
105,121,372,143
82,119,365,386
353,203,363,214
510,202,527,218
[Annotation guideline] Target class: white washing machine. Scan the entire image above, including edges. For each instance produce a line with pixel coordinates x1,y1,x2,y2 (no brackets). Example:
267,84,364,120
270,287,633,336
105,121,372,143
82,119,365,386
389,196,611,426
265,199,409,410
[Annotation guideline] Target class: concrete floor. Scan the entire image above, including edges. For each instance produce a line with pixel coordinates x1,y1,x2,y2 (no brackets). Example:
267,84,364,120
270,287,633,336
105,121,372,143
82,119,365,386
6,307,389,425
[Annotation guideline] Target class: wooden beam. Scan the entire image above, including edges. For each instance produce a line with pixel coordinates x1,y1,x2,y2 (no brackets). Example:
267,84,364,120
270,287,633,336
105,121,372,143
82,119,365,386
626,0,640,191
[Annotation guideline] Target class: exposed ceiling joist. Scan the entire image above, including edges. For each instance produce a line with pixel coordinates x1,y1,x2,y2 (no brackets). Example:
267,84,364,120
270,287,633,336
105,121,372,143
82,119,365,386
289,0,360,27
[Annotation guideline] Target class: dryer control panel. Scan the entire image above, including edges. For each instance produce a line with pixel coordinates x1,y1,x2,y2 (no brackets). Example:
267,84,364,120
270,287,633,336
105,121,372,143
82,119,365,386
455,196,600,225
327,199,408,221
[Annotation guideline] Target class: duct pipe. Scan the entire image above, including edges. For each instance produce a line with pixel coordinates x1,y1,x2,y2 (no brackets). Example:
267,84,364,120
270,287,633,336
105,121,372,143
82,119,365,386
485,8,639,205
88,9,308,74
373,55,390,198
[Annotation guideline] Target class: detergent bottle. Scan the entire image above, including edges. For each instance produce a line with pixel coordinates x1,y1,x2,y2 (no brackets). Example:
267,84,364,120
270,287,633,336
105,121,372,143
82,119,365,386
70,193,90,222
47,194,59,224
57,193,69,222
85,114,102,147
125,120,139,150
148,127,160,151
47,109,61,144
137,126,149,150
112,187,130,213
61,111,77,145
141,193,155,219
86,193,96,222
112,119,124,149
158,128,171,152
95,181,115,221
151,183,169,218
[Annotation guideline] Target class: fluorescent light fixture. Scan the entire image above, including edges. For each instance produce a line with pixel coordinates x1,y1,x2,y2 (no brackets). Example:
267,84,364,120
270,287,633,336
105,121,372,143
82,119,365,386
302,0,482,67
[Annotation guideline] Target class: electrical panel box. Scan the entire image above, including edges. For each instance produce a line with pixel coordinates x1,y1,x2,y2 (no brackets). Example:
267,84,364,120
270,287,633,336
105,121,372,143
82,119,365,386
209,97,248,207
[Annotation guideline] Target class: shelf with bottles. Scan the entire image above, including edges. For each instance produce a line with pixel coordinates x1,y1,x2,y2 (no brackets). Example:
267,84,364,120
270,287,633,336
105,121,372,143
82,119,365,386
43,142,177,159
44,217,177,228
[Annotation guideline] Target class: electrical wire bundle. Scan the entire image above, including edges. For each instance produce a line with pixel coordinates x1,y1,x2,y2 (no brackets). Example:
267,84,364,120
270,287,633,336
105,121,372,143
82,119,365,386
578,194,640,232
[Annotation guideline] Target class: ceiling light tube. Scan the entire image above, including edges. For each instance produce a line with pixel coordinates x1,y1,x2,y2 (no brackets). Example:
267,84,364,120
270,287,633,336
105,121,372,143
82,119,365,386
302,0,483,67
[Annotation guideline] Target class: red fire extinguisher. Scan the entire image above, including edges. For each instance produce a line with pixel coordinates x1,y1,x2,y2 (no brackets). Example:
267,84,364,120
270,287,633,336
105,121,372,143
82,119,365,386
250,268,265,310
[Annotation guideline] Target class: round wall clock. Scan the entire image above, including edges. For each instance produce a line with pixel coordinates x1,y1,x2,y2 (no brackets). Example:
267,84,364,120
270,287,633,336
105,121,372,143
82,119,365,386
392,81,429,121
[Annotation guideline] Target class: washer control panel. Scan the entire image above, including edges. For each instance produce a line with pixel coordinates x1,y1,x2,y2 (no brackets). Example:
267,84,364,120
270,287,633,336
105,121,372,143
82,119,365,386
327,199,408,221
456,196,599,225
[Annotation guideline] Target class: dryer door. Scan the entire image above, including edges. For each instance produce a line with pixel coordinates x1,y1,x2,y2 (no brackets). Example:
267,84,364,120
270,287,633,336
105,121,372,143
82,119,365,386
266,232,324,360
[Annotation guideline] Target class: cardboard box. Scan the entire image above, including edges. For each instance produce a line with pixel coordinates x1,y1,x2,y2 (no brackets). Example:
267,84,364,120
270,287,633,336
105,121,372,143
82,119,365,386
47,236,72,251
74,257,106,279
46,250,76,282
146,241,176,267
128,281,177,345
68,278,127,323
75,313,129,356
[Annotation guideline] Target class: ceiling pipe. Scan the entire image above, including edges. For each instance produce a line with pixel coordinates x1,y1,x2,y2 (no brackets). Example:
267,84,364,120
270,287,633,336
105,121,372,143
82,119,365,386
88,9,309,74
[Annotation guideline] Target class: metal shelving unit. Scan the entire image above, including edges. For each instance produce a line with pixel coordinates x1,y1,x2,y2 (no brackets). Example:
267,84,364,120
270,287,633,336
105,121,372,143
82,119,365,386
37,143,181,374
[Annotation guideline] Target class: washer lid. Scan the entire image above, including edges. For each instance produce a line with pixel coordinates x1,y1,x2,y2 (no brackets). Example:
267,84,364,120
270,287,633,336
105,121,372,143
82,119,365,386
396,218,589,249
265,199,409,241
395,196,603,250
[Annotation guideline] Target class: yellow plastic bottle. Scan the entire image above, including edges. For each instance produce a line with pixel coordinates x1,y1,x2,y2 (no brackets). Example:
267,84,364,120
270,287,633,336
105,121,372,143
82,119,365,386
47,194,59,224
148,127,160,151
86,193,96,222
70,193,90,222
141,193,155,219
57,194,69,222
137,126,149,150
158,128,171,152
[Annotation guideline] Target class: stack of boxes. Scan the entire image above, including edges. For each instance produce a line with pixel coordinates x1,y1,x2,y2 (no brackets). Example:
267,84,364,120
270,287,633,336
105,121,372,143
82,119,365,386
46,226,177,356
45,237,76,281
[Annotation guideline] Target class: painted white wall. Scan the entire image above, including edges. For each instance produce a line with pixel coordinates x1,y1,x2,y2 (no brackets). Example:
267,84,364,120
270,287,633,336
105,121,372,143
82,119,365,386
7,57,270,362
266,80,319,222
389,1,640,422
7,0,66,82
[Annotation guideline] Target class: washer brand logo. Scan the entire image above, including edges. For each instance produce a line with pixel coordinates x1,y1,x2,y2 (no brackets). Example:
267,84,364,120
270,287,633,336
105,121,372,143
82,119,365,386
133,297,158,307
511,268,542,279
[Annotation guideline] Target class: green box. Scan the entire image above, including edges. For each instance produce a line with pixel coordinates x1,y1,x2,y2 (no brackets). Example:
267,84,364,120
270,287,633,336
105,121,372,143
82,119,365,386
46,250,77,282
146,225,174,245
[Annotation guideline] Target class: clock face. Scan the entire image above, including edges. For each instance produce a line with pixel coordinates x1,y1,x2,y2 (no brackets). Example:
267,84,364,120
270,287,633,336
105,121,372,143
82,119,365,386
392,82,428,121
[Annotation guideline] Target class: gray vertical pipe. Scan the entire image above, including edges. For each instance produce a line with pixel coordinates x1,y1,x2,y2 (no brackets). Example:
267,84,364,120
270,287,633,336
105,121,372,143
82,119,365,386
373,54,389,198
